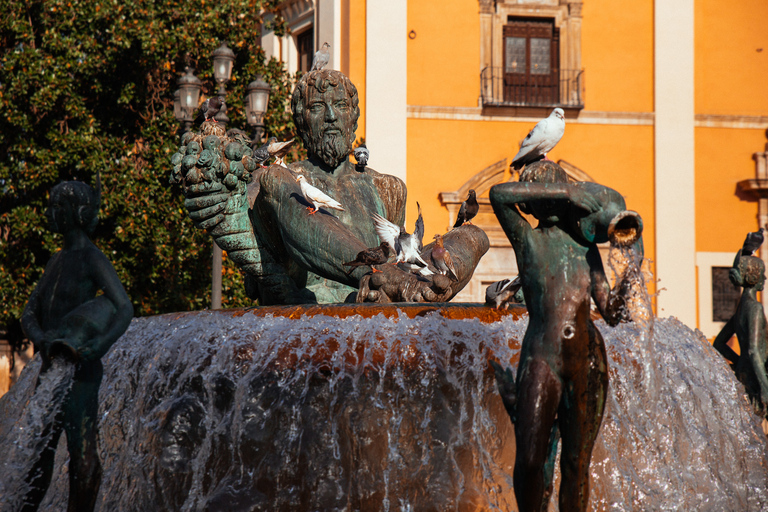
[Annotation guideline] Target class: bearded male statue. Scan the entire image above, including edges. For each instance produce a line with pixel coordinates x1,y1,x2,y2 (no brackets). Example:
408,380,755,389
173,69,488,304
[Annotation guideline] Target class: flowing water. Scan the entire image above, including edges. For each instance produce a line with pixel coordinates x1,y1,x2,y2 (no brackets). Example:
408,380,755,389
0,304,766,511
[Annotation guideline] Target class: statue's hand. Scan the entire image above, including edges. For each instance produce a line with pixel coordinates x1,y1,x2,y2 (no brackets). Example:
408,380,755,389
356,264,454,303
569,182,601,213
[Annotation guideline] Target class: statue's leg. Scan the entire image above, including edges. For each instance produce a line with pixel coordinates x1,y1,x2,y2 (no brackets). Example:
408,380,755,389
513,357,562,512
557,329,608,512
21,405,64,512
64,361,103,512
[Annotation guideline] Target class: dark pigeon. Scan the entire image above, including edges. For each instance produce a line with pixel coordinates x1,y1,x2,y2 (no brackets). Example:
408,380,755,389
198,97,223,123
741,228,765,256
453,189,479,228
343,242,393,275
485,276,523,310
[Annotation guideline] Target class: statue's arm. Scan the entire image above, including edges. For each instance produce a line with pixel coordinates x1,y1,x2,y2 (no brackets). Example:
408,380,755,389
588,246,629,326
20,253,61,353
713,317,739,365
746,304,768,403
83,250,134,360
489,183,535,248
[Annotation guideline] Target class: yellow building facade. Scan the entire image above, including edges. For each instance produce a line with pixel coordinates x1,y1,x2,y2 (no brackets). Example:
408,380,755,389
265,0,768,336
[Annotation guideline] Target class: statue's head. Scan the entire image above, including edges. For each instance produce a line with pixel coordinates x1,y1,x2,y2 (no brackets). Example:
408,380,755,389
46,177,101,234
731,255,766,290
291,70,360,169
518,161,569,222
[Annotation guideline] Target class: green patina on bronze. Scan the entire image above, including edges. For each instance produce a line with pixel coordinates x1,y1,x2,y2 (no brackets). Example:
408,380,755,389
489,160,640,512
173,69,489,305
20,179,134,512
713,244,768,418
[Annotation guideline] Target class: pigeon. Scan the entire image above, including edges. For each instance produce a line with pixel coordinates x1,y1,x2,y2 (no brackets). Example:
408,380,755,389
311,42,331,71
511,108,565,171
430,234,458,282
252,138,271,167
268,137,296,167
343,242,393,275
741,228,765,256
372,203,433,276
227,128,252,147
296,174,344,215
198,97,223,123
354,143,369,169
490,360,517,423
485,276,523,310
453,189,479,228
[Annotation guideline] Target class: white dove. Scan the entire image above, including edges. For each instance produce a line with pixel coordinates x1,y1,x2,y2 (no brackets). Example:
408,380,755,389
296,175,344,215
511,108,565,170
371,203,433,276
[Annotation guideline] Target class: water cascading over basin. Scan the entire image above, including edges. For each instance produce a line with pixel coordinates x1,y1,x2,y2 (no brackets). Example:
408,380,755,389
2,303,768,511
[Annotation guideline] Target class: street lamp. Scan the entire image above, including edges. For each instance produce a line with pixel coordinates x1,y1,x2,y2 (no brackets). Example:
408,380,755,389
245,76,271,142
174,67,202,132
211,42,235,125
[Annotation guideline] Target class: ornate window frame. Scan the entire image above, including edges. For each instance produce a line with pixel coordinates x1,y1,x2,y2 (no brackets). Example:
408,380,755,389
479,0,583,111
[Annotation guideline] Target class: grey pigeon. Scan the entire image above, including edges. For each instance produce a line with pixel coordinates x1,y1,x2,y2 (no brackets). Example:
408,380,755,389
268,137,296,167
741,228,765,256
252,138,271,167
430,234,458,282
311,42,331,71
453,189,479,228
511,108,565,170
485,276,523,310
198,97,223,123
372,202,433,276
354,143,369,169
226,128,252,146
343,242,393,275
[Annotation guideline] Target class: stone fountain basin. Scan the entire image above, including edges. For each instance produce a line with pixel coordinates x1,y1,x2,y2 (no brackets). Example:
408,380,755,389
2,303,767,511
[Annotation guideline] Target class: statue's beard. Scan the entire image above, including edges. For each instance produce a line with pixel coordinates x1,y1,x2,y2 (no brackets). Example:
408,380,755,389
309,129,352,169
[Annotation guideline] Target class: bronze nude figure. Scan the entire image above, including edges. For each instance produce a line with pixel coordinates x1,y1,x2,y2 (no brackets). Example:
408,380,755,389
713,233,768,418
20,178,133,512
489,160,637,512
173,69,488,305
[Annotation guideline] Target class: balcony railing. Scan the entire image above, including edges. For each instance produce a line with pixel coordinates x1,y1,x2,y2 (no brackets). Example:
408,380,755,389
480,67,584,109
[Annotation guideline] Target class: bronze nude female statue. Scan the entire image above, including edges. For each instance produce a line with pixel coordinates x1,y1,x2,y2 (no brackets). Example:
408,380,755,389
713,235,768,418
489,160,637,512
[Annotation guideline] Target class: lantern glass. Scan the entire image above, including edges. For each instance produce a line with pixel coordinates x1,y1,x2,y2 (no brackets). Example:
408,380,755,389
212,42,235,83
179,84,200,110
173,90,183,121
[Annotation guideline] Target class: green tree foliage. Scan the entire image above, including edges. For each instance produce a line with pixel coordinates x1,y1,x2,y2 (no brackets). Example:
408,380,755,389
0,0,300,349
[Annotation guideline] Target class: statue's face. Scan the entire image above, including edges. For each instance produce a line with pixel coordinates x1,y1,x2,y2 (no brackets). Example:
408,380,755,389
45,191,72,234
304,84,355,168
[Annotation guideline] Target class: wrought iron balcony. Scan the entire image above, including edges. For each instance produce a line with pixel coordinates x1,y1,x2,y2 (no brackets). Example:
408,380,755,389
480,67,584,109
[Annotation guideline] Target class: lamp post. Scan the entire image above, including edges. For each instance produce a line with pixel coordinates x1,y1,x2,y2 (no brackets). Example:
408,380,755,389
172,46,272,310
246,76,271,143
174,67,202,133
211,42,235,126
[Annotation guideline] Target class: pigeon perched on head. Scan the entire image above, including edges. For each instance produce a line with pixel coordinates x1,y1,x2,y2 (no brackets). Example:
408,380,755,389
296,174,344,215
430,234,458,282
268,137,296,167
311,42,331,71
372,203,433,276
741,228,765,256
453,189,479,228
354,143,369,169
252,138,272,167
485,276,523,310
198,97,223,123
343,242,393,275
511,108,565,171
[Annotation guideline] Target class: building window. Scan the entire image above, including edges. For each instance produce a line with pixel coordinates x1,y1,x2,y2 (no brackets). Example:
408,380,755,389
502,18,559,105
297,28,314,73
479,1,584,110
712,267,741,322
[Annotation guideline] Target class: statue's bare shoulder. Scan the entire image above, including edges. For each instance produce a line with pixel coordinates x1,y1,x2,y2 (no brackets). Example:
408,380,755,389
362,168,406,223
